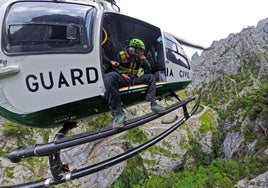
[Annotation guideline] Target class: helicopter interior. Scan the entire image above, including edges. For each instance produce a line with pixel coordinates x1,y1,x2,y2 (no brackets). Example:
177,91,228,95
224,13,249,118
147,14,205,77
101,13,166,82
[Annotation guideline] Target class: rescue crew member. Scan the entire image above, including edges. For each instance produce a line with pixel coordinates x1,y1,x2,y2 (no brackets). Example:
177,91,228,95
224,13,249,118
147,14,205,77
104,38,165,129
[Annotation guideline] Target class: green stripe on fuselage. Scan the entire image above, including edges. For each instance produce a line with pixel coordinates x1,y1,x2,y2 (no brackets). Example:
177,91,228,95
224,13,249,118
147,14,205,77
0,81,190,128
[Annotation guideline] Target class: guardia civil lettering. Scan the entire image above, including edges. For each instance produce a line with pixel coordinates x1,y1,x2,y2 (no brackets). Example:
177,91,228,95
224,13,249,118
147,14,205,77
25,67,99,92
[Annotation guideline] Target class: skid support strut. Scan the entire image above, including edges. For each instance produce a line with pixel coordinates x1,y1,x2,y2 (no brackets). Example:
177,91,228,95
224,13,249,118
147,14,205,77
49,122,76,181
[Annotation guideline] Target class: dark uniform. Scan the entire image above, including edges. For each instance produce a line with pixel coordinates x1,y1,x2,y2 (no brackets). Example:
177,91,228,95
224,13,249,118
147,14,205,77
104,38,165,128
104,50,156,115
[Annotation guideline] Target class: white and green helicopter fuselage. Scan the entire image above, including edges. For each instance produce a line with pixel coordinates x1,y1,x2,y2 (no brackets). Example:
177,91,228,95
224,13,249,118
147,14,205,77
0,0,192,128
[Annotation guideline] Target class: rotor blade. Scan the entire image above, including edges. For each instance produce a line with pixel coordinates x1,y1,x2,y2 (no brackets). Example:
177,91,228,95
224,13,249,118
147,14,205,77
174,37,208,50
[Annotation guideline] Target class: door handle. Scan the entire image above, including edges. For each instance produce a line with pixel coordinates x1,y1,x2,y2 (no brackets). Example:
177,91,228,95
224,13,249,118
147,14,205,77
0,65,20,77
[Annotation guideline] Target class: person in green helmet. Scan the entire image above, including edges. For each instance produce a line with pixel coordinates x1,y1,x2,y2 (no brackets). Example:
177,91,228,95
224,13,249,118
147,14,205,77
104,38,165,129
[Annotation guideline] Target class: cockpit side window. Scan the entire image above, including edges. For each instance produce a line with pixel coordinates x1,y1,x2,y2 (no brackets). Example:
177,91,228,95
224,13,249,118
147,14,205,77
2,2,95,55
164,33,190,69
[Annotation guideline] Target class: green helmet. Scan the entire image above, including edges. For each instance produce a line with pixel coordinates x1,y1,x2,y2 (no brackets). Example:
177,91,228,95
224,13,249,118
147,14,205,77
129,38,145,50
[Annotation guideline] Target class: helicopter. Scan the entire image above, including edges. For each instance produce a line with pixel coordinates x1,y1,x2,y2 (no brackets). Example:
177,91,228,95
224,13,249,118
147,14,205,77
0,0,206,187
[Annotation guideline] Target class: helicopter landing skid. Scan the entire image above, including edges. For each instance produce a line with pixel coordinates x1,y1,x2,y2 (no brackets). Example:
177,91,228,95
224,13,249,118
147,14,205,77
4,94,200,188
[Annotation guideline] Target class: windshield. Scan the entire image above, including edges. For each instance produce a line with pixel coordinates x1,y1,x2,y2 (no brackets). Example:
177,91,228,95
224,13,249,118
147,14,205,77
3,2,95,55
164,32,190,69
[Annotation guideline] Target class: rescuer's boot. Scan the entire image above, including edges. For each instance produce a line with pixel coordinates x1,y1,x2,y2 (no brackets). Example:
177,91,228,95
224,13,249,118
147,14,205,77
112,112,126,129
151,102,165,114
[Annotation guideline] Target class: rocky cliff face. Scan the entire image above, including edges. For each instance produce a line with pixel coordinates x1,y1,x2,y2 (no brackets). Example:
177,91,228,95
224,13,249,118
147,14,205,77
191,18,268,90
191,17,268,158
190,17,268,187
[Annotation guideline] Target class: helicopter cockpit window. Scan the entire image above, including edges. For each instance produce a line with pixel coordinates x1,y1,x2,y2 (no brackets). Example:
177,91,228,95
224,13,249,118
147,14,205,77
164,33,190,69
3,2,95,55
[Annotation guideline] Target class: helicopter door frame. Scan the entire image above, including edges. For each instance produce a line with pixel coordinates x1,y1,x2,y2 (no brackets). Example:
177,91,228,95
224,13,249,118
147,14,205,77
100,12,167,83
